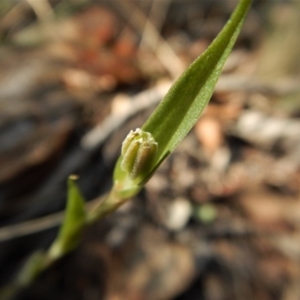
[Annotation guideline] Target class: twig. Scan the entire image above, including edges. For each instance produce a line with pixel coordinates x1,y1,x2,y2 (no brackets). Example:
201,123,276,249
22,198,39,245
81,80,172,149
25,0,61,41
114,0,185,79
0,196,103,243
25,0,54,22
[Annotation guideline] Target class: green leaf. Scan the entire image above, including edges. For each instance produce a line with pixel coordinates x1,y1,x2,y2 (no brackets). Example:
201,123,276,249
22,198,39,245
48,175,86,259
142,0,252,168
16,251,48,287
114,0,251,191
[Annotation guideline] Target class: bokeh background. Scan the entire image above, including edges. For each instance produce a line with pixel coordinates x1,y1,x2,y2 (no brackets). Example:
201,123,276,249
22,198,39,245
0,0,300,299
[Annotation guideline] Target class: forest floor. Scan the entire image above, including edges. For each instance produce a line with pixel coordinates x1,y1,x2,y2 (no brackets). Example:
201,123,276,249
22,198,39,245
0,1,300,300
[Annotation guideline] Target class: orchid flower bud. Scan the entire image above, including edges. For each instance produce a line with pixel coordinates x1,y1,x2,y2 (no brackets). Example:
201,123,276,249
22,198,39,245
121,128,158,181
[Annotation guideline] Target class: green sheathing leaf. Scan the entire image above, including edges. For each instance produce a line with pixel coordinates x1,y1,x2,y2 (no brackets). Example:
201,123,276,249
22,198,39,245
142,0,251,166
48,176,86,259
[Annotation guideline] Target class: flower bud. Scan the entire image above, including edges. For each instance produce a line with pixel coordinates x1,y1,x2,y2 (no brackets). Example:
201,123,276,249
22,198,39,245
121,128,158,181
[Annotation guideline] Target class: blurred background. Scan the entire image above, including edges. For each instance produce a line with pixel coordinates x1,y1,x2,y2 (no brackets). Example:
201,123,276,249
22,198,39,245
0,0,300,299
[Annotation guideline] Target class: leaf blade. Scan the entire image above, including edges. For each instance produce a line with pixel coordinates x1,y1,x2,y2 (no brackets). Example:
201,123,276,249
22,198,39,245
48,176,86,259
142,0,252,166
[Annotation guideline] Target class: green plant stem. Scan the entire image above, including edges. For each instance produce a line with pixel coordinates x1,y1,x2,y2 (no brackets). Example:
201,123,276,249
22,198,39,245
87,183,140,224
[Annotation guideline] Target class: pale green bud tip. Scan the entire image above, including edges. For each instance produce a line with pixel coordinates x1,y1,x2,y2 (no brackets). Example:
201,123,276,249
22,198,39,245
121,128,158,180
